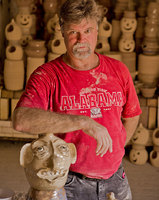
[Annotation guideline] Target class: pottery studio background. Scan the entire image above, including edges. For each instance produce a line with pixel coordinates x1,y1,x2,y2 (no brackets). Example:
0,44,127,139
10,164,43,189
0,0,159,197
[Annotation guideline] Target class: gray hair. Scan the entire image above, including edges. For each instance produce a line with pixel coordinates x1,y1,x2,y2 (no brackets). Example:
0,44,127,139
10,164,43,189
59,0,103,29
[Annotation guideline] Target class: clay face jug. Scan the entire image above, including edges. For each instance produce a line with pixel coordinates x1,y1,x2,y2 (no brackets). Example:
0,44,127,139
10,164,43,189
5,19,22,41
6,44,23,60
150,146,159,167
129,144,148,165
131,123,149,145
20,133,77,191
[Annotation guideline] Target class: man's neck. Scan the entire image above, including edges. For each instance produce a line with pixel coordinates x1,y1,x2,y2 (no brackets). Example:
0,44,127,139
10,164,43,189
63,52,99,71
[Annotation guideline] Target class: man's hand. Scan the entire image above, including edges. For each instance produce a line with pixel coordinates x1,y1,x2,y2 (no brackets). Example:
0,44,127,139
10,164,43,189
82,118,113,157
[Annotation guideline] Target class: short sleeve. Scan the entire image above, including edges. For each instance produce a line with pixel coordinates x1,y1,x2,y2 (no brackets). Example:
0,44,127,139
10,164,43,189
121,65,142,118
16,66,54,111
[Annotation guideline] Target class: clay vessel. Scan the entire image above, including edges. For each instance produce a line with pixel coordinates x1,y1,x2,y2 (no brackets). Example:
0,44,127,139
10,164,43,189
5,19,22,41
25,40,47,58
4,59,24,91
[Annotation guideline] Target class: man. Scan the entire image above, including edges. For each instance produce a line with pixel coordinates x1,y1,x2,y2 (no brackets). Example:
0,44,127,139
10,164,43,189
13,0,142,199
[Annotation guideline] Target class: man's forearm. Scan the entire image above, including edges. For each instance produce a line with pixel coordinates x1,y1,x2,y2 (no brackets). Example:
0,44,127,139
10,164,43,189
12,107,88,134
122,115,140,146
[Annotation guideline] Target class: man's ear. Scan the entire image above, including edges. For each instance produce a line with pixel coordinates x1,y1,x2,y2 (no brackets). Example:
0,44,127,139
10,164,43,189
68,143,77,164
20,143,33,167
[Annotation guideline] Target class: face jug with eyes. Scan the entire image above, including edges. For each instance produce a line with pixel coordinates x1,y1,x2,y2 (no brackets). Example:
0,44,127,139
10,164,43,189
20,133,77,200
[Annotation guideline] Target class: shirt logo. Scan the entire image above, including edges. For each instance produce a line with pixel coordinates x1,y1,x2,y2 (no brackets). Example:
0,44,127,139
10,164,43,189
91,107,102,118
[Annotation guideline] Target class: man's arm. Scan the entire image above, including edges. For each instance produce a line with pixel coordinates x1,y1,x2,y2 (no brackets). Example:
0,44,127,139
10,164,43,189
13,107,112,157
122,115,140,146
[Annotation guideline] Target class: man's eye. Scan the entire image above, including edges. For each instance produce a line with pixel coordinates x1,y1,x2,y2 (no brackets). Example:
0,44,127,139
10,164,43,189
70,31,77,35
85,29,91,34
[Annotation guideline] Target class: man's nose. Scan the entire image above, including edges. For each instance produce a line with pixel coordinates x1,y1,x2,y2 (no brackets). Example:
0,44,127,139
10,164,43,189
77,32,85,42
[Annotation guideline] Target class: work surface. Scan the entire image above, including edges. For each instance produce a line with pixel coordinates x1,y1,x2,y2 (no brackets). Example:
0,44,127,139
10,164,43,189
0,141,159,200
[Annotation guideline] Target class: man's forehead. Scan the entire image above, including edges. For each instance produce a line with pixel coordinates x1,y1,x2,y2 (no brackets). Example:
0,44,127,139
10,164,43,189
64,18,97,30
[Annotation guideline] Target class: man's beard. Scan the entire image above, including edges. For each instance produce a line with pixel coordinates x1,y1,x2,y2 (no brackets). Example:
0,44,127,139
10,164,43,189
72,42,92,59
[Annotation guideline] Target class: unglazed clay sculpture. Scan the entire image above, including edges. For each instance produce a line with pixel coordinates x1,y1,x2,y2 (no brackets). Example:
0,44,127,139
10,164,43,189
20,133,77,200
150,128,159,167
129,123,149,165
138,54,159,86
4,19,25,91
142,2,159,55
48,15,66,61
129,144,148,165
118,11,137,53
15,1,33,47
25,39,47,81
95,17,112,54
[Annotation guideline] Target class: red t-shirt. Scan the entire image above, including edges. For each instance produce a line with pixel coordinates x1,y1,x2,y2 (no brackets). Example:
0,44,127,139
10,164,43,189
17,53,142,179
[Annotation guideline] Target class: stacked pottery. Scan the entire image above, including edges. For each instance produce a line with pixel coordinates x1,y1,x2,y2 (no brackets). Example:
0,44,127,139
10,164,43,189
4,19,25,91
150,128,159,167
48,15,66,61
114,0,129,20
142,2,159,55
118,10,137,81
15,0,33,47
25,40,47,81
129,123,149,165
95,17,112,54
43,0,58,41
138,2,159,88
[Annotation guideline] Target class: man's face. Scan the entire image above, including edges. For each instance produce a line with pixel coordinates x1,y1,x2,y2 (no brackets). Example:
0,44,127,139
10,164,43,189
20,134,76,190
62,18,98,59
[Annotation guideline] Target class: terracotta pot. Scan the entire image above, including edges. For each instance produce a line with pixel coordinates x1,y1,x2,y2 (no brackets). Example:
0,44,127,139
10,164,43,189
26,57,45,81
142,37,159,55
129,144,148,165
5,19,22,41
147,2,159,18
121,52,136,72
4,59,24,91
25,40,47,57
152,128,159,146
140,85,157,98
6,44,23,60
98,17,112,38
43,0,58,14
138,54,159,77
138,73,158,86
150,146,159,167
96,38,110,54
145,17,159,38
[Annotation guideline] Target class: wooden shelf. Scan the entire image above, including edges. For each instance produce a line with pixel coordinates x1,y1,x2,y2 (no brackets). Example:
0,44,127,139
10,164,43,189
0,120,38,140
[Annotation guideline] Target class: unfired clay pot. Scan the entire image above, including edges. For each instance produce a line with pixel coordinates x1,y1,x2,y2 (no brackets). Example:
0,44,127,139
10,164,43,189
26,57,45,81
131,123,150,146
140,86,157,98
6,44,23,60
150,146,159,168
4,59,24,91
25,40,47,58
5,19,22,41
129,144,148,165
